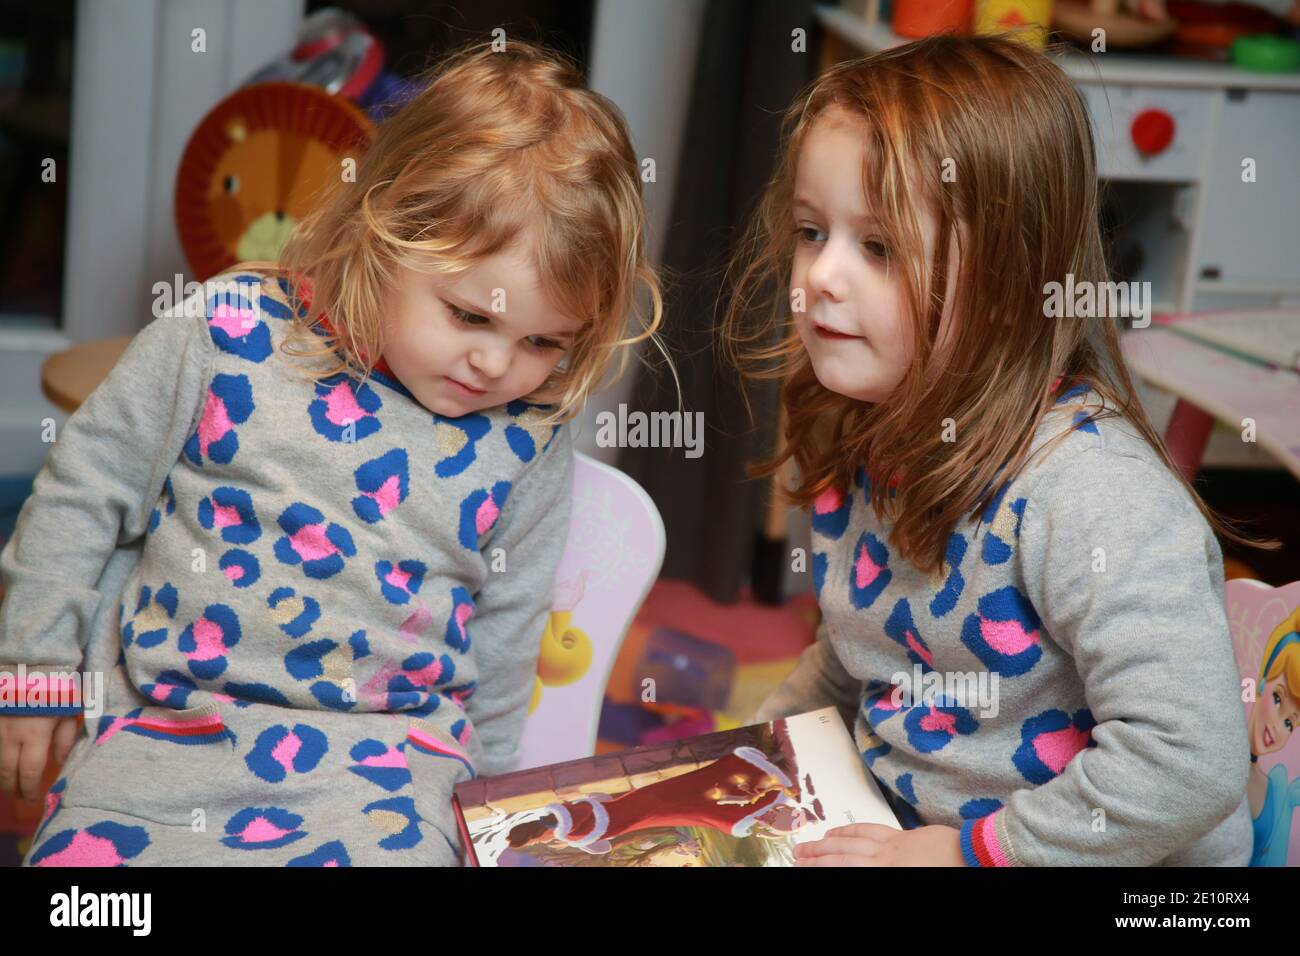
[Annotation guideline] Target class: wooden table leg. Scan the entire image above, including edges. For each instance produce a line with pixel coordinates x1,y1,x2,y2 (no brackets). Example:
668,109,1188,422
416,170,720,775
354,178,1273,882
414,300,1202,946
1164,397,1215,483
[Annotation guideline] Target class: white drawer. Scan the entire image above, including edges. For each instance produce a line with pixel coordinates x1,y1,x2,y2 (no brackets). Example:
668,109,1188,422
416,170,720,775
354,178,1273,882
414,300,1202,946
1080,83,1214,182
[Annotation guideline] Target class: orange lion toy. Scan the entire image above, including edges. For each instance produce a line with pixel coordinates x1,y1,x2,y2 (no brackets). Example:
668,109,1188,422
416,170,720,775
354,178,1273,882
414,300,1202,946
175,81,375,280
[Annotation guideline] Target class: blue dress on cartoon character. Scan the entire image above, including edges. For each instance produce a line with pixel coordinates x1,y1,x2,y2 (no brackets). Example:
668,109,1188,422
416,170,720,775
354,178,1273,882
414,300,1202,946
1250,764,1300,866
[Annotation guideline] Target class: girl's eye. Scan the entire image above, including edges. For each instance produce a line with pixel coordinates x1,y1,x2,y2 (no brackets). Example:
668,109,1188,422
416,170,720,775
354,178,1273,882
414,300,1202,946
1275,690,1282,705
864,238,889,258
451,302,565,351
1287,718,1294,732
450,305,490,326
798,226,826,243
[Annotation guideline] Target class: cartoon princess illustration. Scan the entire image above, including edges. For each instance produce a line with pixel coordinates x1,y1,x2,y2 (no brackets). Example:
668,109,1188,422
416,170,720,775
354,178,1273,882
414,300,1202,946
1247,606,1300,866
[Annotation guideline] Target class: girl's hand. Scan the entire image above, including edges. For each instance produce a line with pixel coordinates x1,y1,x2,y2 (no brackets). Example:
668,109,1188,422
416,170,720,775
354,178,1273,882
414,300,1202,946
793,823,966,867
0,715,79,801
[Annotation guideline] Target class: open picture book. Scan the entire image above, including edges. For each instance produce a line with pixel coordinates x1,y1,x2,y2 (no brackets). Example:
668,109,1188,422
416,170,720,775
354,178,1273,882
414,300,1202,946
452,706,900,867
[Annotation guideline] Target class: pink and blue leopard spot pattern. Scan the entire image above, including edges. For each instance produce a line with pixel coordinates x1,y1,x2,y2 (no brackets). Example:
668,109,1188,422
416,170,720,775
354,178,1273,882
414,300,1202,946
1013,708,1096,784
861,738,892,768
863,682,906,726
32,778,67,846
282,632,366,710
929,532,967,618
267,586,321,638
811,484,852,540
959,797,1003,819
147,475,176,534
883,598,935,669
458,480,511,549
902,697,979,753
184,373,254,467
433,413,491,477
1072,408,1100,435
287,840,352,866
30,820,150,867
362,796,422,850
221,807,308,850
348,738,412,792
980,482,1027,566
375,559,426,605
207,287,272,362
197,486,261,544
445,587,474,652
218,548,261,588
503,399,559,462
876,778,923,829
959,585,1042,677
121,582,178,649
283,638,343,681
274,276,309,318
221,681,291,708
245,723,329,782
178,603,241,680
1054,381,1090,404
383,652,456,711
273,502,356,579
406,721,476,780
308,373,383,443
140,670,198,708
849,532,892,609
351,448,409,523
812,552,828,598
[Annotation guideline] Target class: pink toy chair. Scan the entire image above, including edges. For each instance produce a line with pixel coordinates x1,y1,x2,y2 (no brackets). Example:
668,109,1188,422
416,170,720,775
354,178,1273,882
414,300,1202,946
515,451,665,770
1224,577,1300,867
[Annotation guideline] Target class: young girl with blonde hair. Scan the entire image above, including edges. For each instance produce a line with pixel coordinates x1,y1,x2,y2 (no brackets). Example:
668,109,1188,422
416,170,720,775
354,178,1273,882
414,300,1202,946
0,40,661,866
730,35,1259,866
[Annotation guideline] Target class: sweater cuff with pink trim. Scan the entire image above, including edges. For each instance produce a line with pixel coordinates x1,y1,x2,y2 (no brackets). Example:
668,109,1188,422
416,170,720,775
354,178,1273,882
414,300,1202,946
960,808,1017,867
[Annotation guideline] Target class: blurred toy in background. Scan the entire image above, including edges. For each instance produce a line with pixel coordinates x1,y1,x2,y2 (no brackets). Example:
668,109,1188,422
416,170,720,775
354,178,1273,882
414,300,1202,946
174,7,424,280
891,0,974,37
639,627,736,713
530,572,596,713
974,0,1056,48
175,83,373,280
594,627,741,748
243,7,423,122
1053,0,1179,46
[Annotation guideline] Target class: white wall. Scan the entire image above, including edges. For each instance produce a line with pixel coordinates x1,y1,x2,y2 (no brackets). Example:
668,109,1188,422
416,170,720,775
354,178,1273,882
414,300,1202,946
572,0,707,461
66,0,304,342
0,0,303,476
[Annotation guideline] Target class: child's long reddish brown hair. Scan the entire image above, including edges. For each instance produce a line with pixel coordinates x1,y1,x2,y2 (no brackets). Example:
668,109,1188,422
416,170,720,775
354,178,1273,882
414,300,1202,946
723,34,1266,575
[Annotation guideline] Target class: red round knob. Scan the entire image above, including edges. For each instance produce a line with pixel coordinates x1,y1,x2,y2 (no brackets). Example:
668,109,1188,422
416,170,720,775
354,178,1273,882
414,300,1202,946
1130,109,1176,157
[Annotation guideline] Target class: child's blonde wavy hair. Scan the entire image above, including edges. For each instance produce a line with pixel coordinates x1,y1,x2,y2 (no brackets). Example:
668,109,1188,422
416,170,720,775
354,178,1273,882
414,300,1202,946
240,39,665,427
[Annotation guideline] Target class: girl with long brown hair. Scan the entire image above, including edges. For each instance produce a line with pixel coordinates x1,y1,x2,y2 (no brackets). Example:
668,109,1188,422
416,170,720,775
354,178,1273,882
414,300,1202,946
731,35,1256,866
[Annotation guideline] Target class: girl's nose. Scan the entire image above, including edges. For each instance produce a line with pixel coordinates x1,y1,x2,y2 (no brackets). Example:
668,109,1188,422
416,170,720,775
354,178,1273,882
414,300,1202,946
807,245,848,302
470,343,509,380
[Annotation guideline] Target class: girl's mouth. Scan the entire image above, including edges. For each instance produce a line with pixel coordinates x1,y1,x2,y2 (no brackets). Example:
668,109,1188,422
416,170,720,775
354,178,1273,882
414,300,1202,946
446,377,487,397
1263,726,1275,748
812,323,862,341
